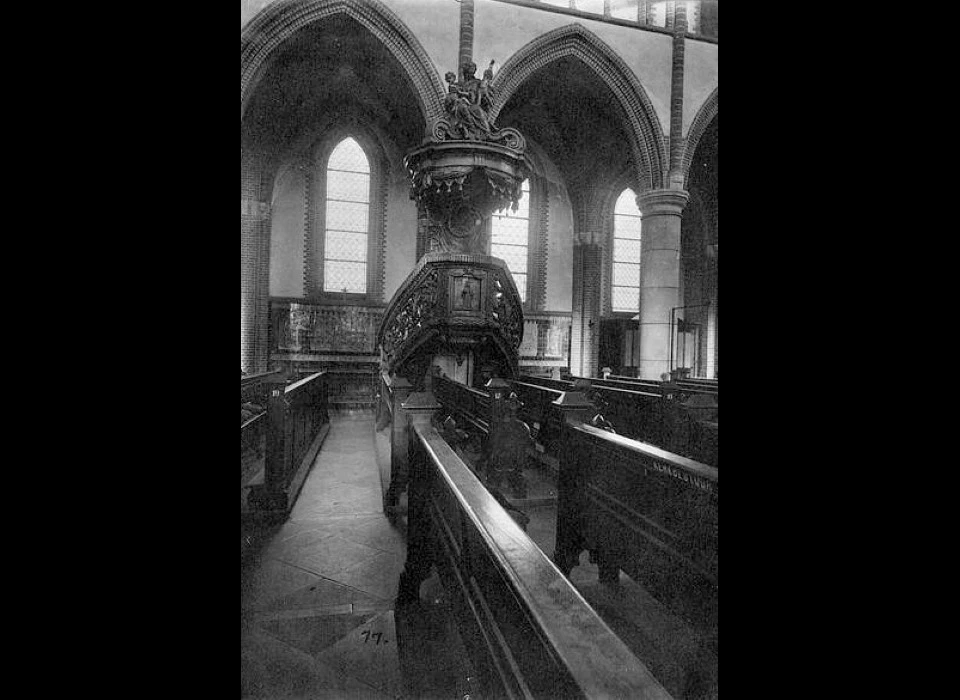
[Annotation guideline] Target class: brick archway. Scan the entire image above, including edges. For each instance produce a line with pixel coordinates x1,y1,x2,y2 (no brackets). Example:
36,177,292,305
241,0,446,138
489,24,668,194
681,88,718,185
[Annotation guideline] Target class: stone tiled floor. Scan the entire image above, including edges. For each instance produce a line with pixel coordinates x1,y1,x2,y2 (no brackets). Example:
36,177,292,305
241,411,409,699
242,409,716,699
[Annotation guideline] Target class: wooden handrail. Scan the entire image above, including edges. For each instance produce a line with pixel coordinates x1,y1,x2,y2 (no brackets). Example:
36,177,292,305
573,424,718,488
283,370,324,399
402,423,673,699
241,369,284,406
241,369,283,386
241,411,265,434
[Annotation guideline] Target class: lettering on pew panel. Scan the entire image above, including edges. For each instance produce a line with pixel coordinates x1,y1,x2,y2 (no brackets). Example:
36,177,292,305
584,439,718,582
556,424,718,631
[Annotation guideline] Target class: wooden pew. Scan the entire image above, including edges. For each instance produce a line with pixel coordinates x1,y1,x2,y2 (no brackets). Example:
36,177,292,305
398,409,674,700
521,375,718,467
241,370,284,486
241,369,284,406
593,375,663,393
246,371,330,515
511,379,565,455
518,374,572,392
432,376,537,504
554,421,718,637
241,412,266,461
524,375,665,444
426,379,718,622
603,373,719,400
433,375,491,435
675,377,718,388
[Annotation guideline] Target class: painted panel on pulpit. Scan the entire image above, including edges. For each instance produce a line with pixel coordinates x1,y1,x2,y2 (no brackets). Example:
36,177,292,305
452,275,482,313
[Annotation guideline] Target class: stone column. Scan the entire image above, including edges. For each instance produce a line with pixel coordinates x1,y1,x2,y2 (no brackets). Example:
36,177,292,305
636,189,689,380
571,232,602,378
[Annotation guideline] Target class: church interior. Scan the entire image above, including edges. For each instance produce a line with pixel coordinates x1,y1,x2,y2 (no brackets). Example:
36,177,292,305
241,1,718,697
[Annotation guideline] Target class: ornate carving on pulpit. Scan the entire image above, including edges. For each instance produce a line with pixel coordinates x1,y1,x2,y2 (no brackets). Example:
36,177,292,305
381,267,441,367
492,279,522,351
409,161,528,255
405,60,528,259
434,61,526,150
380,63,529,385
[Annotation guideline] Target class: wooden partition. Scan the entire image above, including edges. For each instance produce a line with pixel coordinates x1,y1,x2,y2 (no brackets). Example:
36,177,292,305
519,375,663,450
605,374,719,399
398,414,673,700
555,422,718,636
241,369,283,404
511,380,565,455
433,376,492,435
521,375,718,467
241,412,266,462
247,371,330,515
241,370,284,485
381,373,413,513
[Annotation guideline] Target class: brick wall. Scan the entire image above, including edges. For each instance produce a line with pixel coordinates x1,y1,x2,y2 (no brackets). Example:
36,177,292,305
241,148,272,373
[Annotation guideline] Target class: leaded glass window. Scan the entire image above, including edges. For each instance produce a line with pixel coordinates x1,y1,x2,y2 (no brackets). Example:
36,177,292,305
324,138,370,294
612,189,643,313
491,180,530,302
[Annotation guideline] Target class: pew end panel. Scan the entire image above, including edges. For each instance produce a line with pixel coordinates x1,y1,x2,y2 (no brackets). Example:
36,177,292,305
555,424,718,635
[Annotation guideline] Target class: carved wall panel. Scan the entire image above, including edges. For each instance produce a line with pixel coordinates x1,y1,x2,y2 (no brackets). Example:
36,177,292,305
272,301,384,355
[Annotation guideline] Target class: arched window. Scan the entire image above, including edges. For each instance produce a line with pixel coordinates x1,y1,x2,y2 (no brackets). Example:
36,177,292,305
612,189,643,313
491,179,530,303
323,138,370,294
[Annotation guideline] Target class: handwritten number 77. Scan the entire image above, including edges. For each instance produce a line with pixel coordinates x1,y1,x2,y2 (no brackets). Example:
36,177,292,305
361,631,386,645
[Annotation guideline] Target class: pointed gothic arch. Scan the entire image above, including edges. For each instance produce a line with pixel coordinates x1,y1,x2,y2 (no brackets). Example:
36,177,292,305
240,0,446,136
489,24,669,193
681,87,718,185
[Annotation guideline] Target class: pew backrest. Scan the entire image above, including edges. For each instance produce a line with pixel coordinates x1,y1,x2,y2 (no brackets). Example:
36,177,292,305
434,376,492,434
407,422,674,699
557,422,718,614
241,369,284,405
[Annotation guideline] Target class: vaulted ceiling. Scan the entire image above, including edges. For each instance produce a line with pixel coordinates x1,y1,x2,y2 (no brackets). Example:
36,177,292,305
242,16,427,158
496,56,634,193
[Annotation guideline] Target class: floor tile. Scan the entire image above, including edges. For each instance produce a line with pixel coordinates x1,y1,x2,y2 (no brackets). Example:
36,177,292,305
243,413,404,699
241,627,391,699
316,610,404,699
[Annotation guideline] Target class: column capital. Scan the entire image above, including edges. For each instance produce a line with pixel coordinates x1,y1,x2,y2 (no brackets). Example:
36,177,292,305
637,189,690,217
